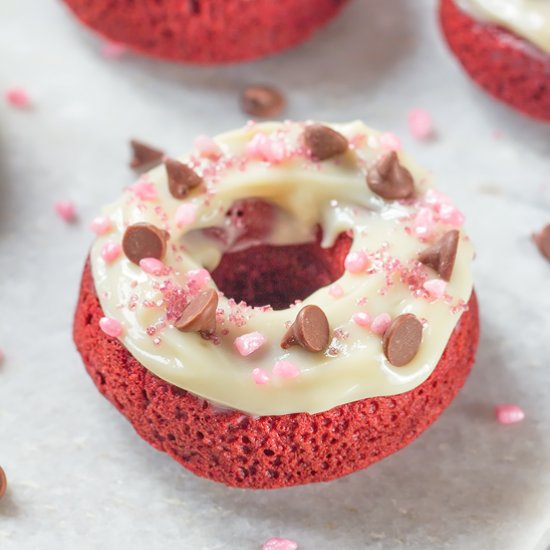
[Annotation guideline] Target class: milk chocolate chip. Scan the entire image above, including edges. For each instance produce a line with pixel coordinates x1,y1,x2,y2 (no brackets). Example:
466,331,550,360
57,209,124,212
304,124,349,161
122,223,169,265
241,85,285,118
165,158,203,199
129,139,164,170
418,230,460,281
367,152,414,200
175,289,219,336
383,314,423,367
281,305,330,352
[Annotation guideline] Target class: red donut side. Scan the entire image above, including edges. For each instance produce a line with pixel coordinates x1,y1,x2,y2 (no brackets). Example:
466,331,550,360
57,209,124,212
439,0,550,122
62,0,349,64
74,259,479,489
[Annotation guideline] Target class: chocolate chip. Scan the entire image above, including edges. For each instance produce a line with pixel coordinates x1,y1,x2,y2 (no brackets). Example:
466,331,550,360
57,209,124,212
165,158,203,199
418,230,459,281
367,152,415,200
533,224,550,262
129,139,164,170
0,466,6,500
304,124,349,161
240,85,285,118
175,288,218,336
383,314,423,367
281,305,330,352
122,223,169,265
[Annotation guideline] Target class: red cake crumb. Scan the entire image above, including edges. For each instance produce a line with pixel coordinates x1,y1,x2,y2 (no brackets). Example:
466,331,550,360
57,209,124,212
439,0,550,122
62,0,350,64
74,255,479,489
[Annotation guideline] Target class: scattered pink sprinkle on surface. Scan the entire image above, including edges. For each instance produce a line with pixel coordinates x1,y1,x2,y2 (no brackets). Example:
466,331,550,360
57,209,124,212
139,257,165,276
90,216,112,235
344,250,369,273
352,311,372,327
54,200,77,223
329,283,344,298
99,317,123,337
186,268,211,291
131,179,157,201
101,241,122,263
194,135,222,159
371,313,392,335
100,41,127,59
423,279,447,299
246,132,287,163
234,332,267,356
252,368,270,385
495,404,525,424
273,360,299,379
408,108,433,140
175,203,197,228
5,87,30,108
379,132,401,151
263,537,298,550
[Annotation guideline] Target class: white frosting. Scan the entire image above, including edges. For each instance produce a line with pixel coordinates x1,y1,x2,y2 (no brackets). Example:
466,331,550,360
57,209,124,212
459,0,550,54
90,121,474,416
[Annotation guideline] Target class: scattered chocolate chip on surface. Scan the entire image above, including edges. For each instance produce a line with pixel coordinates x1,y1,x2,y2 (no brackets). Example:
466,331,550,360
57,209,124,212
0,466,7,500
129,139,164,170
383,314,423,367
240,85,285,118
122,223,169,265
165,158,203,199
367,151,415,200
533,224,550,262
304,124,349,161
281,305,330,352
176,289,219,336
419,230,460,281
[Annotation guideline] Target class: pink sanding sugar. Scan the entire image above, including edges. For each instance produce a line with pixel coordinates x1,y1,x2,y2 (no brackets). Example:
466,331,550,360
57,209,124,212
234,332,267,356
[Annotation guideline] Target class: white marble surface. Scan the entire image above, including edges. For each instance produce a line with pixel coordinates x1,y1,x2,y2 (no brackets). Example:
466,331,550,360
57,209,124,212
1,1,550,548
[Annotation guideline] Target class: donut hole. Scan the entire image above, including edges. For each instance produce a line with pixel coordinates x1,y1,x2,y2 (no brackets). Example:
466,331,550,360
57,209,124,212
210,229,352,310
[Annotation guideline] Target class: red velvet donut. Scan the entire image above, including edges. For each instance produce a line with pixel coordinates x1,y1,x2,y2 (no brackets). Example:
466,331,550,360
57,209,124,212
62,0,350,64
439,0,550,122
74,254,479,489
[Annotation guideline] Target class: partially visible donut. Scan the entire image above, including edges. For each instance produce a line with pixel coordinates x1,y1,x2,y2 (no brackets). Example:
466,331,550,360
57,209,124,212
439,0,550,122
74,121,479,488
61,0,350,64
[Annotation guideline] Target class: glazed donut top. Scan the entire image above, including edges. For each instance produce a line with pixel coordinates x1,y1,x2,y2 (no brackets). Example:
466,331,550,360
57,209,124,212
90,121,474,416
459,0,550,54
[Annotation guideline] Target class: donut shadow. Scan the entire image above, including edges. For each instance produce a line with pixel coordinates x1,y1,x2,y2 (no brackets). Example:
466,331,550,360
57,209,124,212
167,315,547,548
59,0,416,115
0,492,20,519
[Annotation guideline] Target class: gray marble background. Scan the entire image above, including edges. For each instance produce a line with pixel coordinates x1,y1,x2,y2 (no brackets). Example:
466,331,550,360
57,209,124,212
1,0,549,548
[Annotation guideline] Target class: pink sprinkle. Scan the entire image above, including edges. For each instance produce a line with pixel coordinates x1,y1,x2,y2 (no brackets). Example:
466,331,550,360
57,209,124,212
5,87,30,108
246,132,287,163
352,312,372,327
186,268,211,290
329,283,344,298
344,251,369,273
413,207,434,239
54,200,77,223
408,108,433,140
194,135,222,159
273,360,299,379
371,313,391,335
439,204,465,227
424,189,452,206
175,203,197,228
90,216,112,235
252,368,270,385
99,317,123,337
379,132,401,151
101,241,122,262
495,404,525,424
100,41,127,59
131,179,157,201
263,538,298,550
423,279,447,299
234,332,267,356
139,257,165,276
